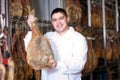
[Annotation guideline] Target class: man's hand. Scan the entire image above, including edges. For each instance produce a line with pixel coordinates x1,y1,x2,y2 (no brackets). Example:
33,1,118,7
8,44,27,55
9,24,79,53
44,60,57,70
27,15,37,29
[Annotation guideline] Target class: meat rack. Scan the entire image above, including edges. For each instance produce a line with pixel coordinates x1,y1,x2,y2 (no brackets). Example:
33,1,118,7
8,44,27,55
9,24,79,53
82,0,120,80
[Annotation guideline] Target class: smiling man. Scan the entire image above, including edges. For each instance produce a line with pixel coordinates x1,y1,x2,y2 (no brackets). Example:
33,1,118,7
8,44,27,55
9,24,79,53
42,8,88,80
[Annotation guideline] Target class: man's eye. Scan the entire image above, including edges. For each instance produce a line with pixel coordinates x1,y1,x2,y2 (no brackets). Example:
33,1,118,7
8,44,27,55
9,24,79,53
52,19,57,22
59,17,64,20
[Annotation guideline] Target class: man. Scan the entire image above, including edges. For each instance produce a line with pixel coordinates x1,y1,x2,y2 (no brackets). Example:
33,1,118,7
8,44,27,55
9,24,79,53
26,8,88,80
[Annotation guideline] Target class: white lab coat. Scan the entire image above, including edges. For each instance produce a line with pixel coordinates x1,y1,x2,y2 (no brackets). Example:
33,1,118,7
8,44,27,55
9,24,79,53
42,27,88,80
23,31,32,51
23,27,88,80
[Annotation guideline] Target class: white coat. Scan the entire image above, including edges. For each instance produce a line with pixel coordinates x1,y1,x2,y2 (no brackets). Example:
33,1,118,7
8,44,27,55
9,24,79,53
42,27,88,80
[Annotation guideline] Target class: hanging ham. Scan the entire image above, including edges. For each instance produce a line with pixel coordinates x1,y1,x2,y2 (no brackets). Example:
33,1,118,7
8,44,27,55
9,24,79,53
26,6,55,70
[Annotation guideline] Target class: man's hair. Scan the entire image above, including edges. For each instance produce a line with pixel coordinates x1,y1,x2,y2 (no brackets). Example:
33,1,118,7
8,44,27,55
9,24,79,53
51,8,68,18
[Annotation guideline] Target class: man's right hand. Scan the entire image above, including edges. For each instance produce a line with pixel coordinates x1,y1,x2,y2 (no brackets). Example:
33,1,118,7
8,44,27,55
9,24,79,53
27,15,37,29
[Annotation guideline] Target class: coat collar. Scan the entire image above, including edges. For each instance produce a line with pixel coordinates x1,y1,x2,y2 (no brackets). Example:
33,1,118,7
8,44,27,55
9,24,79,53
55,27,74,40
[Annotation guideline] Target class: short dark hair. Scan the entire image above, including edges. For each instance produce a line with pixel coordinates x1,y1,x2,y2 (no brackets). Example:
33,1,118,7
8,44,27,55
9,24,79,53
51,8,68,18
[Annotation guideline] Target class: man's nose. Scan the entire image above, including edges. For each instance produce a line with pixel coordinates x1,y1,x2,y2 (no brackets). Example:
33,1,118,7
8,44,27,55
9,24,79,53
56,19,60,24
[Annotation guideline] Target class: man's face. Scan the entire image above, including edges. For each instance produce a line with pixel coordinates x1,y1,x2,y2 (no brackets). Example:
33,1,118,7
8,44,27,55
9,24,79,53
51,12,69,35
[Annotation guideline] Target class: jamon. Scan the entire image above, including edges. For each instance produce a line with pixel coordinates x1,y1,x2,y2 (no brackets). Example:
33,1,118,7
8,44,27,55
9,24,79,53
26,6,55,70
26,21,55,70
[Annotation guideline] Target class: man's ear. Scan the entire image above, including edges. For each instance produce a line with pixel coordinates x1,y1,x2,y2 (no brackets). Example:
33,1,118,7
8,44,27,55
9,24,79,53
67,17,70,23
